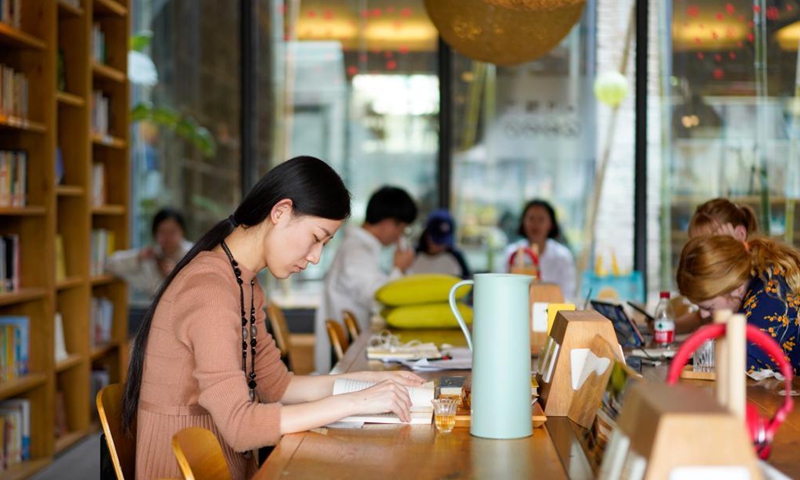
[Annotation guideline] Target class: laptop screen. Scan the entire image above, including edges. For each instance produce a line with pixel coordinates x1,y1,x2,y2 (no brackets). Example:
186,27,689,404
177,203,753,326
590,300,645,348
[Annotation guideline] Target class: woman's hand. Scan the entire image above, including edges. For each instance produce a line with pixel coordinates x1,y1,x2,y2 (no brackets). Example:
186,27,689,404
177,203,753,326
342,370,426,387
343,379,414,422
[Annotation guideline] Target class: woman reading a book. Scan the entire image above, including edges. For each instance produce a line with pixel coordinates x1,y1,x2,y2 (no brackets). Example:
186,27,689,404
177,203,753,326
676,234,800,376
122,157,425,480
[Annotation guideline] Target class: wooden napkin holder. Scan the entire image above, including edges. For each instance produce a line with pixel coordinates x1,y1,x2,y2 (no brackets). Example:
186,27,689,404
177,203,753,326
599,382,762,480
537,310,622,418
529,282,565,354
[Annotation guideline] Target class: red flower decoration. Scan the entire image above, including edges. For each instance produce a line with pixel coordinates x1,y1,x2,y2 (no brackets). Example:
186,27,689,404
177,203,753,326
697,52,705,60
767,7,780,20
726,3,735,14
687,5,700,17
307,10,317,18
713,68,724,80
400,7,412,17
386,60,397,71
347,66,358,76
398,45,409,54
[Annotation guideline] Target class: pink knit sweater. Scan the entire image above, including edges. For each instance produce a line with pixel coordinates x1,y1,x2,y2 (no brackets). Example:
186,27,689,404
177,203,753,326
135,251,292,480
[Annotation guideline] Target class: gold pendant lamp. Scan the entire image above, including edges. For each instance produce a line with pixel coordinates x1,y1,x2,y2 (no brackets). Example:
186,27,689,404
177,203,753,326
424,0,586,66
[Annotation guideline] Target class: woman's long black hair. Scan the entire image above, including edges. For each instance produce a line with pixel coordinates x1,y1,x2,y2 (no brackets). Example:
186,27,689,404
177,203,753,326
122,156,351,434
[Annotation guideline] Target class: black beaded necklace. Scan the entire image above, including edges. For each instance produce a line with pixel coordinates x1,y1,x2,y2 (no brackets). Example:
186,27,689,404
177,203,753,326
220,240,258,403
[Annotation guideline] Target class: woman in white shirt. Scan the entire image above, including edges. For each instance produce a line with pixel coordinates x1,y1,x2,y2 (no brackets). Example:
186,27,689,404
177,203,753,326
503,199,576,301
107,207,193,303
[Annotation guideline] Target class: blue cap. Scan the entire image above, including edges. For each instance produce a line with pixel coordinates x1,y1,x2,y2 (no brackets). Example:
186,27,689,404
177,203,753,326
425,209,455,246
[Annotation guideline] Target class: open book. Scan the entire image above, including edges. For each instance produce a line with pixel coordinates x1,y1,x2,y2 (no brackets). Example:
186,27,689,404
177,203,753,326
330,379,435,425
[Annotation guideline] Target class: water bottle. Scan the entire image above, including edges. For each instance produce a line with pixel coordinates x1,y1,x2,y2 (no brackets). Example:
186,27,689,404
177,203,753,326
653,291,676,347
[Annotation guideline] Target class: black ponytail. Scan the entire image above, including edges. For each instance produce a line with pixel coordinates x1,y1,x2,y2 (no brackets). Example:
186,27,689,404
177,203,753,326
122,156,351,434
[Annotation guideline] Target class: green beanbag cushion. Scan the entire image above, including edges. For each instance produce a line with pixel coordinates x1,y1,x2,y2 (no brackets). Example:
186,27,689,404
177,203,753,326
375,274,470,307
382,302,473,329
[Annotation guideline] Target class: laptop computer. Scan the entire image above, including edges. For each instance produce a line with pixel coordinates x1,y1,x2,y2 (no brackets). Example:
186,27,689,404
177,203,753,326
590,300,646,348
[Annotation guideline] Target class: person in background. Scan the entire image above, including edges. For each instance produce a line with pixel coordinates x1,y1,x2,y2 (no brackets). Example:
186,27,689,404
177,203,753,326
688,197,759,240
314,186,418,373
411,209,471,279
503,199,576,301
107,207,193,302
670,198,760,333
676,234,800,376
122,157,424,480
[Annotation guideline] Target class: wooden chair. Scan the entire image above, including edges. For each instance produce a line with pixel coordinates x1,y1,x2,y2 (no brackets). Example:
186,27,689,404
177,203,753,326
266,301,293,370
172,427,232,480
325,319,349,365
97,383,135,480
342,310,361,344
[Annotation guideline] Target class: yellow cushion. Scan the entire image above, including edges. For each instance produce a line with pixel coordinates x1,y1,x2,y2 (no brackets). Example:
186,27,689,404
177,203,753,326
382,302,473,329
375,274,470,307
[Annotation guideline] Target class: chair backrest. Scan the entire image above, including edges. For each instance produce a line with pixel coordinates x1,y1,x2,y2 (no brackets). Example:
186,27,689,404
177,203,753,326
325,319,349,364
96,383,135,480
265,301,293,370
342,310,361,343
172,427,232,480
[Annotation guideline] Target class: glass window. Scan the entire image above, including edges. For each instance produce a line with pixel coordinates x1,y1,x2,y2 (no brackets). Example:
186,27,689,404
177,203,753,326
450,5,598,286
130,0,241,248
658,0,800,290
264,0,440,282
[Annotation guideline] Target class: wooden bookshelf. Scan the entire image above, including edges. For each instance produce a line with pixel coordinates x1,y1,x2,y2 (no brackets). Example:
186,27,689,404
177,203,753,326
56,90,85,107
0,0,130,476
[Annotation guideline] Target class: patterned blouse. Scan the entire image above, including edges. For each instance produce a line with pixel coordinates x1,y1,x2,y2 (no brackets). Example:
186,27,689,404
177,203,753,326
740,266,800,376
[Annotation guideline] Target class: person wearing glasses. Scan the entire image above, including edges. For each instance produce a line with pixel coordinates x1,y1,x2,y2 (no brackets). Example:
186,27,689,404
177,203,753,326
314,186,418,373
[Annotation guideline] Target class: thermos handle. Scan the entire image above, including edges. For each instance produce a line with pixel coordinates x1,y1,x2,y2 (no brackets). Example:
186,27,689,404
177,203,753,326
449,280,474,351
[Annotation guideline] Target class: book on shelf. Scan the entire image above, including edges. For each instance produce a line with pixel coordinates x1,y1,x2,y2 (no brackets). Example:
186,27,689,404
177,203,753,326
0,0,22,29
0,399,29,462
90,91,110,136
0,397,30,469
91,162,105,206
90,366,110,421
0,65,29,119
54,312,68,364
55,234,67,282
91,297,114,347
54,390,68,438
0,234,19,293
55,147,64,186
0,150,27,207
57,49,66,92
0,316,28,378
91,23,106,64
90,229,113,275
329,378,434,425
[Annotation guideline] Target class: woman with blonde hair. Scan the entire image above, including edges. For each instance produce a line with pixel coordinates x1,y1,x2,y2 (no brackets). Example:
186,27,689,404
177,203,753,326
688,198,759,240
676,235,800,375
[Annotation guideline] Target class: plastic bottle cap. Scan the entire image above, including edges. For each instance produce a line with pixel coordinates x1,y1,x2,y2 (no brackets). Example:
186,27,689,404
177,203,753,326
659,291,670,299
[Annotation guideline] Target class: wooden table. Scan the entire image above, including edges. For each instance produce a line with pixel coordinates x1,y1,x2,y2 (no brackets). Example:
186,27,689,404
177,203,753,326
255,329,800,479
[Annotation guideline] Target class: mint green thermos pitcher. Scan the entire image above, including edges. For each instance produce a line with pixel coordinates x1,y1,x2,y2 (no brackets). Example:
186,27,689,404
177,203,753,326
449,273,534,439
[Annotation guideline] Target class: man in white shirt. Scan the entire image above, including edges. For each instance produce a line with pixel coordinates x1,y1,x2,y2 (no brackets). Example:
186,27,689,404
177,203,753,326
314,186,417,373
